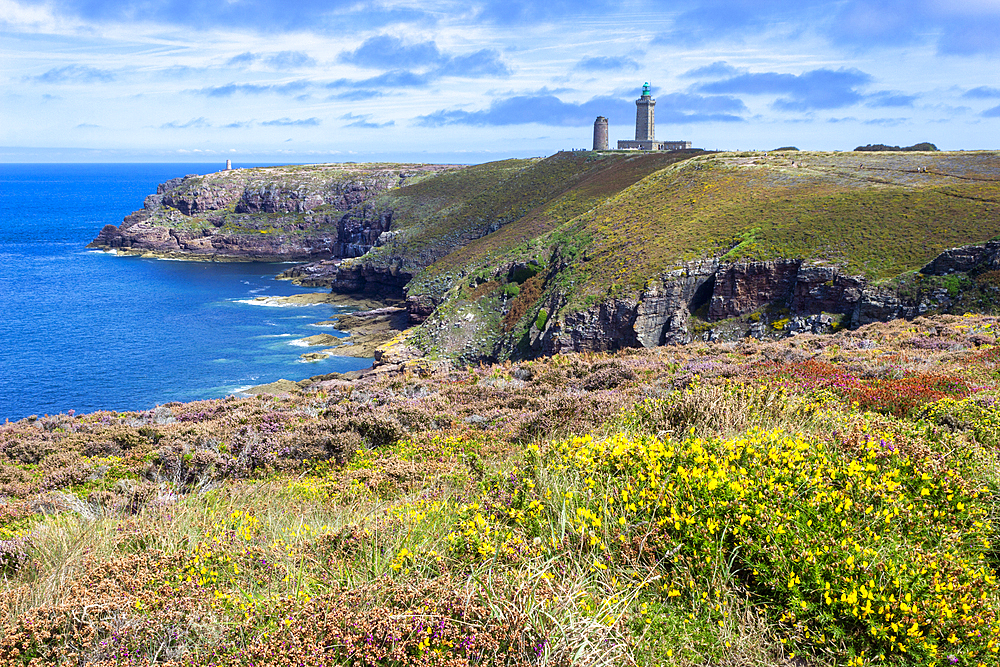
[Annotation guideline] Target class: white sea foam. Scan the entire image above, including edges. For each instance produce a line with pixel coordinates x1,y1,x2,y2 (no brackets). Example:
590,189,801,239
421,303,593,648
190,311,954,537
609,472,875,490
288,339,311,347
234,297,300,307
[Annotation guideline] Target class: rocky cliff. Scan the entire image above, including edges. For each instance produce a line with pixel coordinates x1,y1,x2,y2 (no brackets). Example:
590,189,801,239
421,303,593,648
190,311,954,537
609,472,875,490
90,151,1000,366
403,240,1000,365
88,164,457,263
384,150,1000,365
531,257,964,355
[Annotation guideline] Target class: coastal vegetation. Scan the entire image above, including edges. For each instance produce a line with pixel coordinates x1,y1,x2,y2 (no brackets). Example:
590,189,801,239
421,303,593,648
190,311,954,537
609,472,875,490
4,314,1000,666
855,144,939,152
90,150,1000,363
374,150,700,289
386,150,1000,363
403,151,1000,310
555,153,1000,292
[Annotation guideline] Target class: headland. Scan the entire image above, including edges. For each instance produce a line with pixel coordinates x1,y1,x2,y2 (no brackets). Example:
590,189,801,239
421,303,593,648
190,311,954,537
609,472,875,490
90,149,1000,370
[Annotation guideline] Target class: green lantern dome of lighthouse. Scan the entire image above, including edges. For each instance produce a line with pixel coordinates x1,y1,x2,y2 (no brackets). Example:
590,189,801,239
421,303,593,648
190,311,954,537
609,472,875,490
642,82,651,97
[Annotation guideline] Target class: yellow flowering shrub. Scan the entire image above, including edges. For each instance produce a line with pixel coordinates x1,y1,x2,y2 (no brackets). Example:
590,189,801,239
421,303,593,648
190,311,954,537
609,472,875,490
536,428,1000,665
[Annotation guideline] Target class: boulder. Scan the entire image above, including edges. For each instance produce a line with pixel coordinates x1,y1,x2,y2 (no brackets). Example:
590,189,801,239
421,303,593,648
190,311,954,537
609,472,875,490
920,241,1000,275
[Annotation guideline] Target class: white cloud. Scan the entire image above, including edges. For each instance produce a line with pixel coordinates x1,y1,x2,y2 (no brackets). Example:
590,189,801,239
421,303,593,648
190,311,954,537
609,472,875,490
1,0,998,158
0,0,61,29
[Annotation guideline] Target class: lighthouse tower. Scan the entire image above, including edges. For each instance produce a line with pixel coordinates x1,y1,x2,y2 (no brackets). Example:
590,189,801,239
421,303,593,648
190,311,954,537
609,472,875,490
615,82,692,151
634,82,655,141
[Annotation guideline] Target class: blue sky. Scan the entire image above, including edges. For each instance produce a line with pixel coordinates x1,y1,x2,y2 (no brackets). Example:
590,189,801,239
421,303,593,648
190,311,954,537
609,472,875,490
2,0,999,162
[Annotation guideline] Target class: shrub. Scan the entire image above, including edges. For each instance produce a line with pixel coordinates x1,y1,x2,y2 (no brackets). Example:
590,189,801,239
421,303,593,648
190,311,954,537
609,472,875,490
538,427,999,665
759,359,971,417
346,408,404,449
238,578,543,667
582,361,636,390
147,445,222,489
1,435,58,465
502,274,545,332
918,396,1000,448
0,538,29,575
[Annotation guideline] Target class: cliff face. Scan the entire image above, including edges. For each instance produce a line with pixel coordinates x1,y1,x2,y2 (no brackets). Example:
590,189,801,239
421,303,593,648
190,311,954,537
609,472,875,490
275,247,410,296
92,214,343,260
89,152,1000,365
404,244,998,366
534,261,718,354
339,204,395,258
89,165,452,263
528,251,991,356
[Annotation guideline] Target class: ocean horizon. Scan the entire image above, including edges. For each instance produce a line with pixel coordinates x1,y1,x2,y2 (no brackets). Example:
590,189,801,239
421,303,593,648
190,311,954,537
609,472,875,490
0,163,372,422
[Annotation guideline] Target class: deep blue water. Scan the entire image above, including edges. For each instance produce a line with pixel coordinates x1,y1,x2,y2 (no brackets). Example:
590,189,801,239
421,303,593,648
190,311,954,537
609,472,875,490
0,163,371,422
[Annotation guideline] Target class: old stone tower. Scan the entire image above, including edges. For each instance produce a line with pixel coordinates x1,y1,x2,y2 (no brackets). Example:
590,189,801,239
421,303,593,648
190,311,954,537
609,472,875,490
635,82,654,141
593,116,609,150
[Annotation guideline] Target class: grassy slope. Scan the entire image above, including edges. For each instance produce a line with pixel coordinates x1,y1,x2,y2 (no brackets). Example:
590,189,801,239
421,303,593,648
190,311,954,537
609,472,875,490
407,151,700,294
361,152,700,293
379,150,999,361
544,152,1000,306
358,158,540,275
4,315,1000,666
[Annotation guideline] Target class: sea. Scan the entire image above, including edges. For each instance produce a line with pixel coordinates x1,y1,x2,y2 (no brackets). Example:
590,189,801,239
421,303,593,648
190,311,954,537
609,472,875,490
0,163,373,422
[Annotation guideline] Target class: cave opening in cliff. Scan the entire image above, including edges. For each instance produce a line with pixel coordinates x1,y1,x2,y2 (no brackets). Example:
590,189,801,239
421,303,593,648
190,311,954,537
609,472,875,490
689,275,716,319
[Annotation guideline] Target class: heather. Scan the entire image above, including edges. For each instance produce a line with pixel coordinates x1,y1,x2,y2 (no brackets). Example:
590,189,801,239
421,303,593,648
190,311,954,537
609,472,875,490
3,314,1000,666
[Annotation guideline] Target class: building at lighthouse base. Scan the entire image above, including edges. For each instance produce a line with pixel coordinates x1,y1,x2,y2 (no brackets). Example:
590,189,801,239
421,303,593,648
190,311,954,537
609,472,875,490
617,140,692,151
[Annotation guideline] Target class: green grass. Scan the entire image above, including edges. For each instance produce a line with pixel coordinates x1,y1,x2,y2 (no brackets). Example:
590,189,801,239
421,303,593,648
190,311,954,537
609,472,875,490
372,152,700,296
380,150,1000,363
550,153,1000,304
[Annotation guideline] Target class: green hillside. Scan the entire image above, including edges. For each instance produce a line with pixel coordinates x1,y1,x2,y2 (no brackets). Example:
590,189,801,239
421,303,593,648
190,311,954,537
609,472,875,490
360,150,1000,362
363,151,701,290
552,152,1000,303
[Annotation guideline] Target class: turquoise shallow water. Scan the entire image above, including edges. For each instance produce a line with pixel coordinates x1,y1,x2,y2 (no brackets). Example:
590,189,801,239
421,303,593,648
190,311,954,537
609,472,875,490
0,163,371,421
